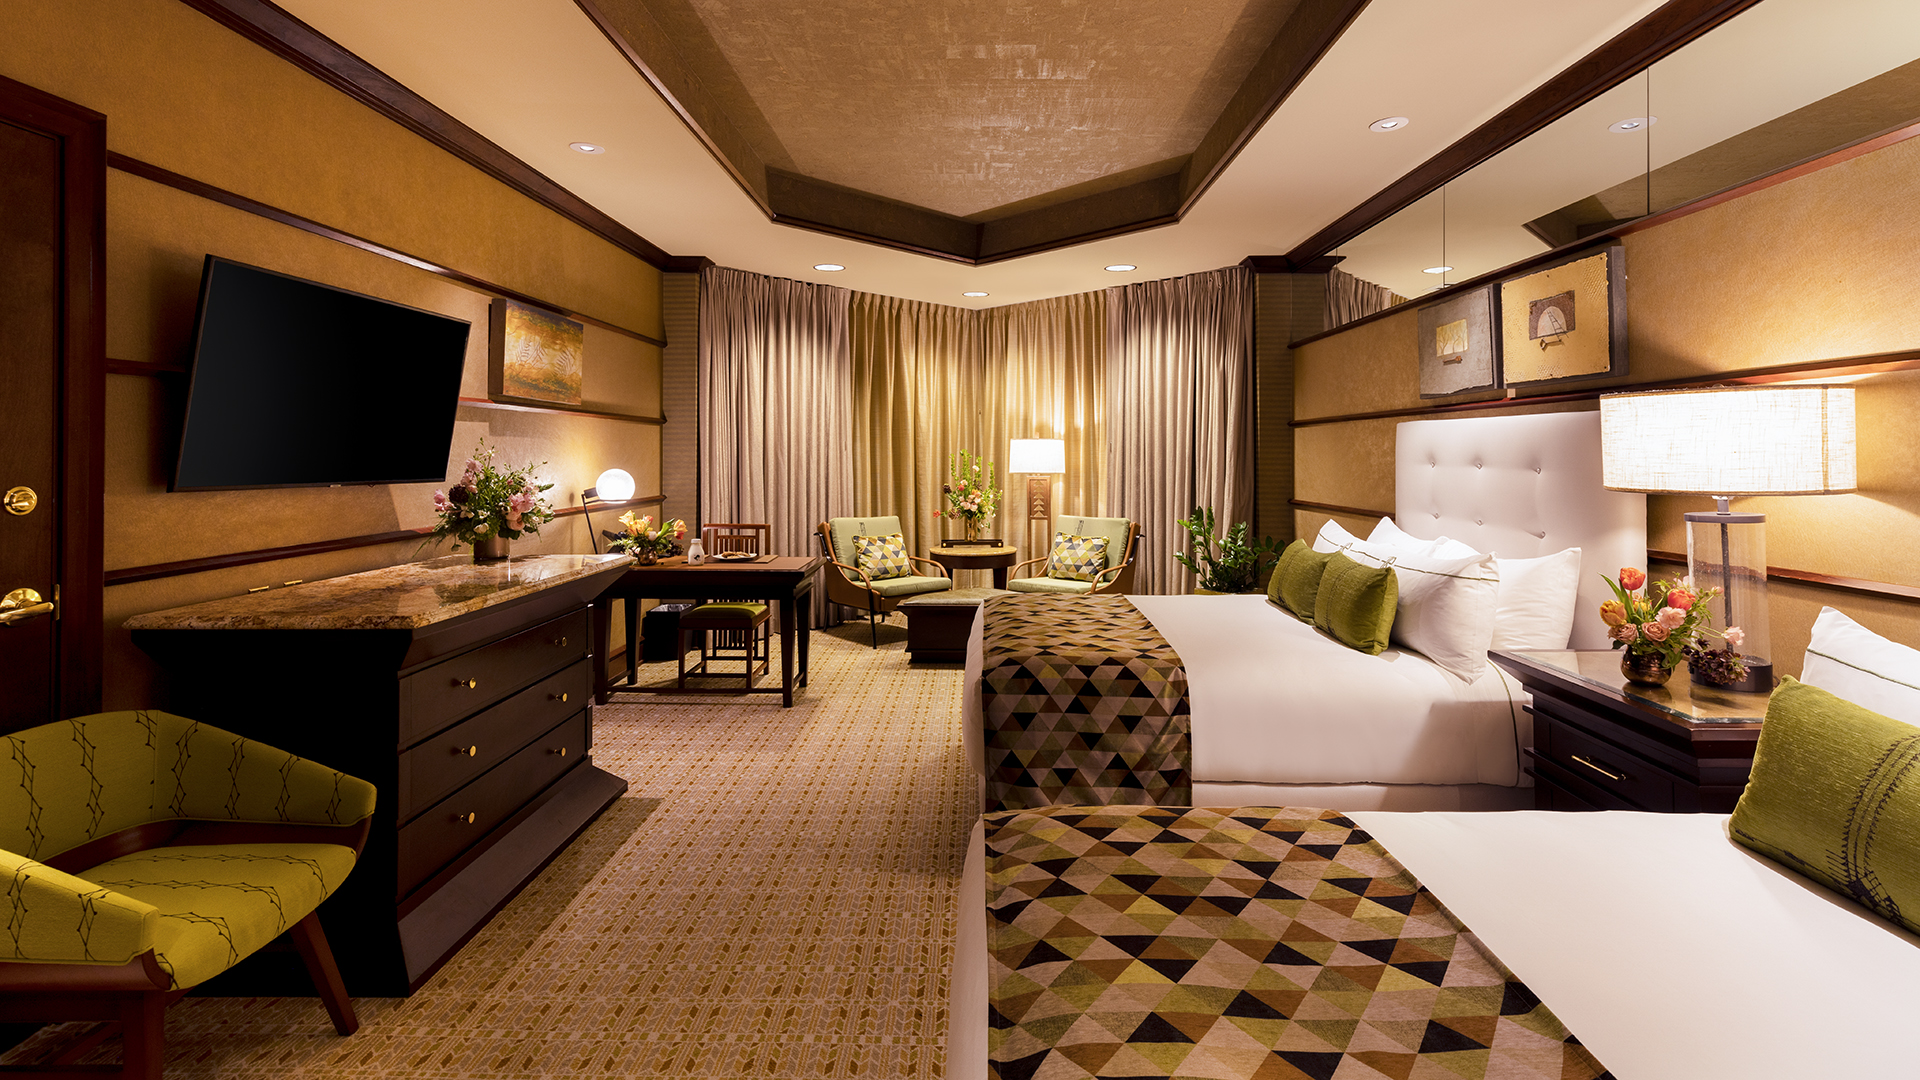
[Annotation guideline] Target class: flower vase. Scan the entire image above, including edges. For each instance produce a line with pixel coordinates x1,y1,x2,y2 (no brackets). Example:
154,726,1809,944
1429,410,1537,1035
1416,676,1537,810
1620,649,1674,687
963,517,980,543
635,550,658,566
473,536,511,562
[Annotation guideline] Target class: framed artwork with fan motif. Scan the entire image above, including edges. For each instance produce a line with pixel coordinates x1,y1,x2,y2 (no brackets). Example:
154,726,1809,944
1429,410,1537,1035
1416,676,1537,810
1498,245,1625,389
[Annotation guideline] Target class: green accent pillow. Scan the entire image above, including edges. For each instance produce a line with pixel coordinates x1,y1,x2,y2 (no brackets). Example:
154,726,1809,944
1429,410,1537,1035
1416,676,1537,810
853,532,911,580
1047,532,1109,582
1730,677,1920,935
1273,539,1336,621
1313,551,1398,654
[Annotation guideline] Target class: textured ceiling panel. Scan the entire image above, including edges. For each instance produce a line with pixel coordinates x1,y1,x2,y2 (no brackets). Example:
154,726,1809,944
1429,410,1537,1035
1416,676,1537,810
625,0,1305,218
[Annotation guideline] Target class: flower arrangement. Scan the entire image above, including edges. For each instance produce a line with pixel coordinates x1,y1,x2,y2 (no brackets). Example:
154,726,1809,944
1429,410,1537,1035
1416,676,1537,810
430,440,554,551
940,450,1002,540
1174,506,1283,594
609,510,685,562
1601,566,1747,684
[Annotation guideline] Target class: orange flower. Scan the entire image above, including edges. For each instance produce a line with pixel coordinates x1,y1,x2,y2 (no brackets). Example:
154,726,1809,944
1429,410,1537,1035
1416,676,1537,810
1619,567,1646,591
1667,587,1697,610
1599,600,1627,627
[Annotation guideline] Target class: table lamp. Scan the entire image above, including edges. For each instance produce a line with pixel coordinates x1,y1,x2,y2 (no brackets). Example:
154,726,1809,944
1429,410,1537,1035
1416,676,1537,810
1009,438,1066,521
582,467,637,553
1600,385,1856,692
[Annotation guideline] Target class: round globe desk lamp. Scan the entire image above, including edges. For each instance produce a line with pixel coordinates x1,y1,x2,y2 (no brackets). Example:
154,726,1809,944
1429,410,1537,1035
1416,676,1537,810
1600,386,1856,693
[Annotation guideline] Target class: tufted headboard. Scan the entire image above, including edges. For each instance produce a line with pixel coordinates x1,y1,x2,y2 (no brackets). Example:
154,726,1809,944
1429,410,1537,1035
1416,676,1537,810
1396,410,1646,650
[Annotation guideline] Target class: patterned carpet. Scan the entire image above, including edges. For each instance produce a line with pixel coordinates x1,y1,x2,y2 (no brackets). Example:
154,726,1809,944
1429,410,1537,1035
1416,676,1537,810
7,618,977,1078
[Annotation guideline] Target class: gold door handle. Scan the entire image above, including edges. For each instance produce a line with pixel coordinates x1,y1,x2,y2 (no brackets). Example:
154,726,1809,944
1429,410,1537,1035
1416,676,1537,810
1571,754,1626,783
0,588,55,626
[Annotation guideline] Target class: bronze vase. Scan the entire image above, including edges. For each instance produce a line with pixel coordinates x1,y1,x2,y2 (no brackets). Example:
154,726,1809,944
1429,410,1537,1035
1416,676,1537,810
473,536,511,562
1620,648,1674,687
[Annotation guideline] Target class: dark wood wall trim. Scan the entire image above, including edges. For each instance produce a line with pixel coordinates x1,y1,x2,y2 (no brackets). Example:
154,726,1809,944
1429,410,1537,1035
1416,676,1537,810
1290,348,1920,427
1289,499,1387,521
1649,550,1920,605
178,0,676,270
103,496,667,587
108,153,668,348
1282,0,1764,267
457,397,665,426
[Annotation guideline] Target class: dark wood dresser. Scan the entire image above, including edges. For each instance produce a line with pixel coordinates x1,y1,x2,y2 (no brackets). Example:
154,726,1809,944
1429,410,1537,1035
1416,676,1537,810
128,553,632,995
1491,649,1770,813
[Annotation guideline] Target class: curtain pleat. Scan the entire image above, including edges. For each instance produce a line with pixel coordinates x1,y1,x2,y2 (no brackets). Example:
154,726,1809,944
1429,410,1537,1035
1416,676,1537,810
698,266,853,589
1324,267,1402,330
1106,265,1255,594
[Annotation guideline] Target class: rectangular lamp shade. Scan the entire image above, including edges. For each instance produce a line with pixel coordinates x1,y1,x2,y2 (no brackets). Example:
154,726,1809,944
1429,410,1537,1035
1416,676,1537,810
1599,386,1856,495
1009,438,1066,474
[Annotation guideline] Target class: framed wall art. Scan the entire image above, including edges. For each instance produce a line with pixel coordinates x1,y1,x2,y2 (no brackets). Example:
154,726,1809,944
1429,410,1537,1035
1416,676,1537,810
1416,284,1500,397
488,297,584,406
1498,245,1626,389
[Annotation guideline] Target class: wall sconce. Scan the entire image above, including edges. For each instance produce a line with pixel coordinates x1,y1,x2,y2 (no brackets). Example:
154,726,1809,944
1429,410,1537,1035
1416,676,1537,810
1009,439,1066,520
1600,385,1856,691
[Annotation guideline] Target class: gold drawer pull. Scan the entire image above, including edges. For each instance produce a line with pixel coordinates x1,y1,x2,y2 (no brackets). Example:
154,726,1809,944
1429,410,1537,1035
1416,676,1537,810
452,744,477,757
550,747,568,757
551,691,569,703
457,811,476,824
454,677,478,689
1571,754,1626,782
555,636,569,647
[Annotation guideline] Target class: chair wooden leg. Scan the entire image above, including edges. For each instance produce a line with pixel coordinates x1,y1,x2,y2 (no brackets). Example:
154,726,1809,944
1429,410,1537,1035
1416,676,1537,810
868,599,880,648
287,912,358,1036
677,626,691,688
118,991,165,1080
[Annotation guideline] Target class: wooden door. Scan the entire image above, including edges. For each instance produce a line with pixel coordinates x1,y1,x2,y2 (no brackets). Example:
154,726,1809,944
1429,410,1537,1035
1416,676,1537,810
0,77,104,734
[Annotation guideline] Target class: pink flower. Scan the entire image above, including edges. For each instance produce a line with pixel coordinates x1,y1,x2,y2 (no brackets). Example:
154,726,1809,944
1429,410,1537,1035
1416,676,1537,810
1667,587,1697,610
1611,624,1639,643
433,490,451,512
1725,626,1746,649
508,490,536,514
507,509,523,532
1656,606,1688,630
1642,622,1670,642
461,458,481,485
1618,567,1646,591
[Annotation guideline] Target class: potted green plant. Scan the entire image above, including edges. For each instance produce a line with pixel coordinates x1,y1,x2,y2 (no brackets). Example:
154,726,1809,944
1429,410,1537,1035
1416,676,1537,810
1174,507,1282,594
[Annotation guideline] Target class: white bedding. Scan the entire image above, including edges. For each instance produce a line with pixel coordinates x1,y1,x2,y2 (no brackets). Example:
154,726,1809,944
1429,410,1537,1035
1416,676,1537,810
951,810,1920,1080
1130,594,1527,787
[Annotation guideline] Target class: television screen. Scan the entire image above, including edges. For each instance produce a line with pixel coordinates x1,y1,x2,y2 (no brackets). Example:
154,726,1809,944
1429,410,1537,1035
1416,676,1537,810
172,256,471,491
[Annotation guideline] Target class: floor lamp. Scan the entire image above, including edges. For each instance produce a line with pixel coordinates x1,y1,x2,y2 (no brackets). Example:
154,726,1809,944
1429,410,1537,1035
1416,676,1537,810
1009,439,1065,557
1600,386,1856,692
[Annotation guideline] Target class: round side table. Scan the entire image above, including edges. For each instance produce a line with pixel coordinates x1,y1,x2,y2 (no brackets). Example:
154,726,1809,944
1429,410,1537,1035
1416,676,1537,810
927,544,1018,589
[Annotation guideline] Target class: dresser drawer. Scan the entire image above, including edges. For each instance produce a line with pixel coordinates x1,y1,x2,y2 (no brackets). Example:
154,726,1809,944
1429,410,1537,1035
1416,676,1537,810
396,710,587,898
1532,709,1676,811
397,658,591,820
400,608,588,744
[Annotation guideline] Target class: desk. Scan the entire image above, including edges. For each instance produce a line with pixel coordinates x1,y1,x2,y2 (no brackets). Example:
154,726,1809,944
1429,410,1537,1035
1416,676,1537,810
928,544,1017,589
594,555,824,707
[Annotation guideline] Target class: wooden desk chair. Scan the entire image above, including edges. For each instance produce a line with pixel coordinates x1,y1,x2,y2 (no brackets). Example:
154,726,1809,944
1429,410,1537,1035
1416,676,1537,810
677,523,772,689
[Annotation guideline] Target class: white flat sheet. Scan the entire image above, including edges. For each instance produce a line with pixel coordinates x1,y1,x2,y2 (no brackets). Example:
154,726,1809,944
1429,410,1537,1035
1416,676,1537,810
1353,810,1920,1080
1131,595,1526,787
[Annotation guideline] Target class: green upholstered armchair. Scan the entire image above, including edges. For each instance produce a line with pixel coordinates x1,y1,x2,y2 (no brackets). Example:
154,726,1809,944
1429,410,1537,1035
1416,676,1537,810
0,710,376,1079
816,516,952,646
1007,516,1142,596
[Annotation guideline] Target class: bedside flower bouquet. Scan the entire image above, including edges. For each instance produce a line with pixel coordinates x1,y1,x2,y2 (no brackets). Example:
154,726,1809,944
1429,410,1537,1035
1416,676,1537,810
430,441,555,560
609,511,685,564
941,450,1002,542
1600,566,1747,686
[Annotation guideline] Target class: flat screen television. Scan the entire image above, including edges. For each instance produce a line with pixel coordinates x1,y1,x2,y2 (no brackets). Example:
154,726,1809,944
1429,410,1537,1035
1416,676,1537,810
171,256,471,491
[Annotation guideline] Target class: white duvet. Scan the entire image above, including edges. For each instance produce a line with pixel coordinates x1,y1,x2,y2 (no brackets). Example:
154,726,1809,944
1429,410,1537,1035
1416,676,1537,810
1128,594,1527,786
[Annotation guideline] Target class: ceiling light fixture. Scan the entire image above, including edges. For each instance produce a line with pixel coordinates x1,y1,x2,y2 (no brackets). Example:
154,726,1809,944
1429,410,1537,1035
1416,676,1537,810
1104,264,1137,272
813,263,845,272
962,291,989,297
1368,116,1410,132
1608,116,1657,134
569,142,606,154
1422,265,1453,275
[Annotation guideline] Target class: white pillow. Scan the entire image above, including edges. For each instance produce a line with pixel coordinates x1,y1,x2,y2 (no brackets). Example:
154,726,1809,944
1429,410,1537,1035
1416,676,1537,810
1367,516,1481,560
1335,542,1502,681
1800,607,1920,725
1489,547,1583,651
1319,518,1433,559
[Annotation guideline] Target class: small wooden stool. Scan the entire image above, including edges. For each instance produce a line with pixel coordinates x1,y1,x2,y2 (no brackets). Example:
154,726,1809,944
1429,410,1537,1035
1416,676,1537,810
677,601,772,690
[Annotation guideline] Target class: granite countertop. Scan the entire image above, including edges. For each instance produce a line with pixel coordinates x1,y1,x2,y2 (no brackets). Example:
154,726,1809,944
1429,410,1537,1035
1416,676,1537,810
123,554,634,632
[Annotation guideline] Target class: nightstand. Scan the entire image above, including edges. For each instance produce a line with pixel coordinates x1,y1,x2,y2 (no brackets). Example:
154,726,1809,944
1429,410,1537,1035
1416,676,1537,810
1490,649,1771,813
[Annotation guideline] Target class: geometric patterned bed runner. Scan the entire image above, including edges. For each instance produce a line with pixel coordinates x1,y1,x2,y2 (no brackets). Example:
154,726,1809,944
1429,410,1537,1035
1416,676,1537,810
980,593,1192,811
985,805,1611,1080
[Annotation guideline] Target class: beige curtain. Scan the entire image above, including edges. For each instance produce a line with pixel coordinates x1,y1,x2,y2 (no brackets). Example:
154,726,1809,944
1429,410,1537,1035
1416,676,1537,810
1324,266,1403,330
1107,265,1256,594
698,266,854,570
848,291,1106,572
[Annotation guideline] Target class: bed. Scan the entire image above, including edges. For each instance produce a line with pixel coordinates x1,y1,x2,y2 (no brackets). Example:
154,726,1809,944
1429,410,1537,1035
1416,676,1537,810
964,410,1647,811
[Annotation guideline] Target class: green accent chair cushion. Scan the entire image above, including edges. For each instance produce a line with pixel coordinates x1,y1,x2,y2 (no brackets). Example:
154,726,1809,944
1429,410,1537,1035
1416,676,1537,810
1054,515,1132,569
682,601,770,626
1313,551,1398,654
81,842,358,990
1046,533,1109,582
827,515,903,577
1274,539,1337,621
1007,575,1095,595
853,532,912,580
1730,677,1920,935
867,574,952,598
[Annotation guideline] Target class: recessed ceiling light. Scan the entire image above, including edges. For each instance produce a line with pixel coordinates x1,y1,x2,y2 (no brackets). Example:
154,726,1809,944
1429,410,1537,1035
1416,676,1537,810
813,263,845,272
1368,117,1410,133
1422,265,1453,275
1104,264,1137,272
962,291,989,297
1608,116,1657,134
569,142,606,154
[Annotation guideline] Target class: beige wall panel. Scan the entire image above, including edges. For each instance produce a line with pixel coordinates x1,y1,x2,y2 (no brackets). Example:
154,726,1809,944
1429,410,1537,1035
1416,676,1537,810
1625,137,1920,382
1294,419,1398,514
1293,308,1418,420
1,0,661,337
1292,509,1377,547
